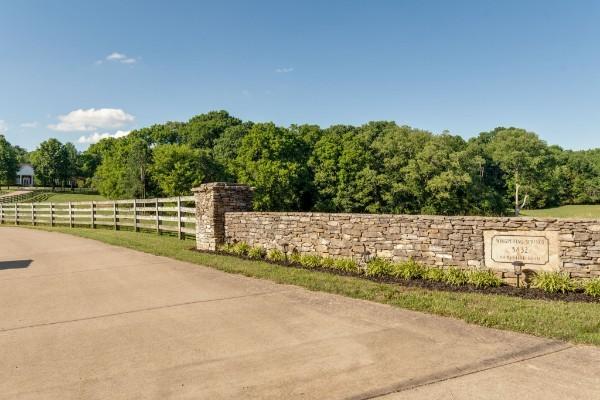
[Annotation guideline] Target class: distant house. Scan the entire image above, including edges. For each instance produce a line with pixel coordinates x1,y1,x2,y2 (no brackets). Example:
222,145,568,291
16,164,34,186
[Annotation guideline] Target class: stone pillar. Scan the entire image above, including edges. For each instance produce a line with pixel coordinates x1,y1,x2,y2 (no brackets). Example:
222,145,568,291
193,182,254,251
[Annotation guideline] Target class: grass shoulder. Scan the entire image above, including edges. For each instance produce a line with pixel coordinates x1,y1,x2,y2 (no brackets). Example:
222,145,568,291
522,205,600,219
8,225,600,346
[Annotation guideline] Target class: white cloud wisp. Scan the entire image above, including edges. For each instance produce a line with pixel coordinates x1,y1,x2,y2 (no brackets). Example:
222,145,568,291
100,52,138,65
49,108,134,132
77,130,131,144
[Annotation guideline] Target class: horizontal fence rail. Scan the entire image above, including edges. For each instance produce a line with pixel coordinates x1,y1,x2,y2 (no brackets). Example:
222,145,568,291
0,196,196,239
0,191,40,204
0,186,96,193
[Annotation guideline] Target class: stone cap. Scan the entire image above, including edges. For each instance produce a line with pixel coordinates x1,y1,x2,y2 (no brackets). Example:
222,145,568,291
192,182,255,192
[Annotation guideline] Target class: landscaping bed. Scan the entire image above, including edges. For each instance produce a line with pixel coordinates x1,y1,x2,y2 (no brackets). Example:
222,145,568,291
200,243,600,304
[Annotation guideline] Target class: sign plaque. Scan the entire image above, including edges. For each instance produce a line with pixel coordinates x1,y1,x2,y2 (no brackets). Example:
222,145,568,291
483,230,560,272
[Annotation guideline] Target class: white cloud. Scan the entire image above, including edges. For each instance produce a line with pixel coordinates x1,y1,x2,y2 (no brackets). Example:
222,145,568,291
77,130,131,144
275,67,294,73
107,52,126,61
103,52,138,64
0,120,6,134
49,108,135,132
20,121,38,128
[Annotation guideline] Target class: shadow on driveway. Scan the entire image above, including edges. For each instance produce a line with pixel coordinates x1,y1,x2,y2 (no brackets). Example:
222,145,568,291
0,260,33,270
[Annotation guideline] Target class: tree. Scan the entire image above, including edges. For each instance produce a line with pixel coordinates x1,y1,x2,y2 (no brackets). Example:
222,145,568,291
234,123,310,210
180,111,241,148
212,122,253,179
60,142,79,188
30,139,68,189
0,135,17,186
12,145,30,164
126,139,151,198
485,128,558,215
150,144,209,196
371,125,433,213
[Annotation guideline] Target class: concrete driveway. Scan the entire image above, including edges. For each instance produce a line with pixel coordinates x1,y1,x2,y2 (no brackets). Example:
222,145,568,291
1,227,599,399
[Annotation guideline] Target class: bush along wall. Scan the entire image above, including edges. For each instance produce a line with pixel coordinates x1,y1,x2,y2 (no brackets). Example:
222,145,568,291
209,241,600,302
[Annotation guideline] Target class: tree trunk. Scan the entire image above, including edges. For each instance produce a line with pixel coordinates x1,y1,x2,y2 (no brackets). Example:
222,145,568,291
515,183,520,216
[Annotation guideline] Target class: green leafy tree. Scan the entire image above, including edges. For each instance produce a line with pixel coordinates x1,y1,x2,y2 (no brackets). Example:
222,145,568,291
485,128,559,214
92,138,143,199
181,110,241,148
12,145,30,164
30,138,69,189
125,139,151,198
60,142,79,188
234,123,310,210
150,144,209,196
371,125,433,213
0,135,17,186
213,122,253,179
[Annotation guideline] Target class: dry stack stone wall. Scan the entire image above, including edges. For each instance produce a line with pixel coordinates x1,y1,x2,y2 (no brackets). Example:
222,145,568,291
224,212,600,280
193,182,600,280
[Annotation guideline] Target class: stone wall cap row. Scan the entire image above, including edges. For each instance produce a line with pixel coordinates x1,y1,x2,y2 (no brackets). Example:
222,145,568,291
224,211,600,224
192,182,255,192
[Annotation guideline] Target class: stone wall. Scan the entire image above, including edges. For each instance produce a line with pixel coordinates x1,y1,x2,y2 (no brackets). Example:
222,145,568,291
193,183,253,251
224,212,600,280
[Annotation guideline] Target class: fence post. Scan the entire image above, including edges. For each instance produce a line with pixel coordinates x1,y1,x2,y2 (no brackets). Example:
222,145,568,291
68,202,73,228
31,203,35,226
14,203,18,225
50,202,54,227
133,199,138,232
155,198,160,234
91,201,95,229
177,196,183,240
0,203,3,224
113,201,117,230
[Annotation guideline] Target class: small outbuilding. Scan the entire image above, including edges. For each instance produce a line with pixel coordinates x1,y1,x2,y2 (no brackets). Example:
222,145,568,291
16,163,34,186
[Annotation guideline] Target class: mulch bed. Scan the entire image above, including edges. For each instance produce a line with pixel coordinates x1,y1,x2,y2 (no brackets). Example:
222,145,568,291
191,248,600,304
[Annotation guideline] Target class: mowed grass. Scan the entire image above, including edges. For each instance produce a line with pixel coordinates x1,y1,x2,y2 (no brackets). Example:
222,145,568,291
42,192,106,203
522,205,600,219
8,225,600,346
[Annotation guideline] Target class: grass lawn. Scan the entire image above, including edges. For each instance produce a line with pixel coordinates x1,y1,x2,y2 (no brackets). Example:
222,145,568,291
522,205,600,219
9,225,600,346
42,192,106,202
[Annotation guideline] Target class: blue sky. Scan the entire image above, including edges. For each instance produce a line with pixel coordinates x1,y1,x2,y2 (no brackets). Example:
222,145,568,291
1,0,599,150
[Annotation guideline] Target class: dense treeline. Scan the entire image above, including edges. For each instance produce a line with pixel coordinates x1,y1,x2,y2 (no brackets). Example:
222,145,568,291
2,110,600,215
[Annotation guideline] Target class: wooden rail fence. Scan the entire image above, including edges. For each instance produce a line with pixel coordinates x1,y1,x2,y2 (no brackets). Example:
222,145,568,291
0,186,96,193
0,191,40,204
0,196,196,239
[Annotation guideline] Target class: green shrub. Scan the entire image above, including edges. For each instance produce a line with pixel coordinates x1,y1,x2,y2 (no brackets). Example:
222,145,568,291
266,248,286,262
467,269,503,288
247,246,265,260
365,257,394,277
583,278,600,297
289,251,302,264
391,259,425,280
442,267,468,286
532,272,575,293
218,243,236,254
299,254,323,269
423,267,446,282
231,242,251,256
332,258,361,274
321,257,336,269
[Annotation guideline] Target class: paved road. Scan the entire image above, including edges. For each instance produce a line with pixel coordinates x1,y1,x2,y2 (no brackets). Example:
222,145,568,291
1,227,599,399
